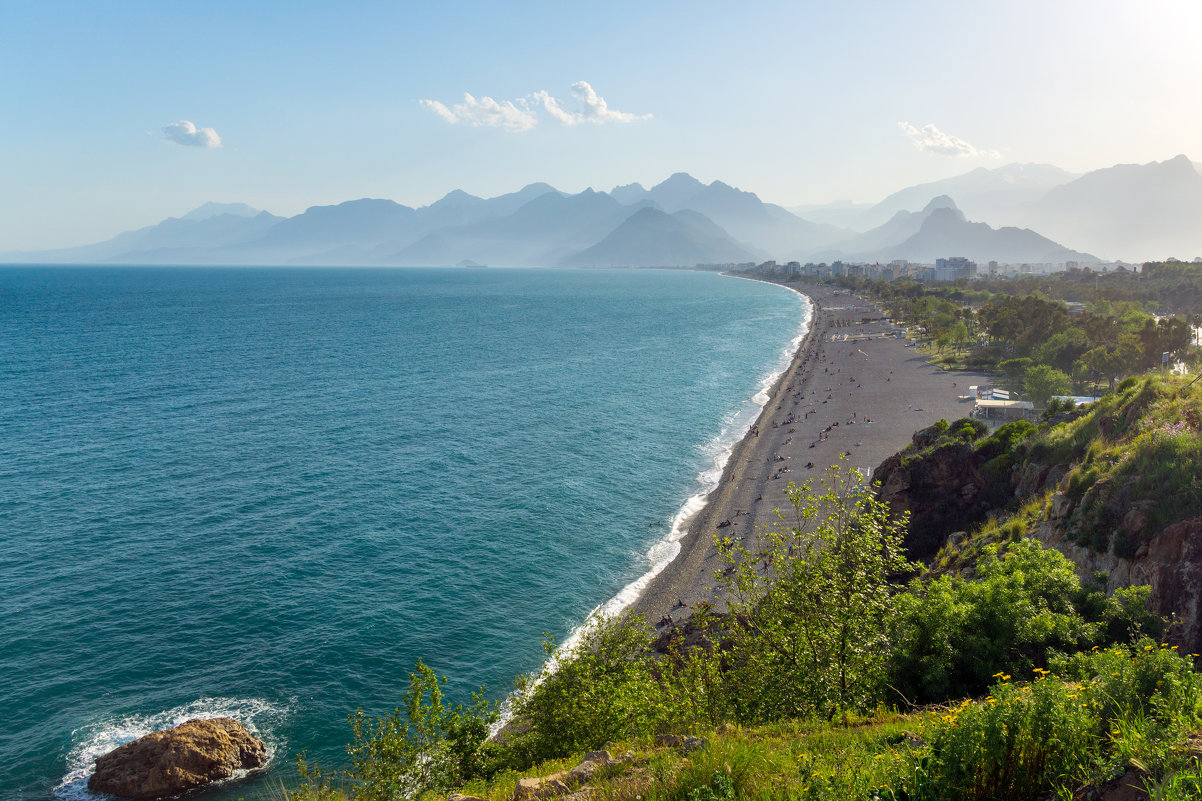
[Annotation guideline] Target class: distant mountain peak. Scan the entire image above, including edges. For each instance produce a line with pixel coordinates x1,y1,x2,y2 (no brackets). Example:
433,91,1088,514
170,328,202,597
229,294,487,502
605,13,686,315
181,202,261,222
921,205,969,228
431,189,484,207
922,195,959,213
656,172,704,189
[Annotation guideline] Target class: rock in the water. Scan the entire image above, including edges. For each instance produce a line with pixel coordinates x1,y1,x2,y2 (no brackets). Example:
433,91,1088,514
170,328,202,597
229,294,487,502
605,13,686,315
87,717,267,800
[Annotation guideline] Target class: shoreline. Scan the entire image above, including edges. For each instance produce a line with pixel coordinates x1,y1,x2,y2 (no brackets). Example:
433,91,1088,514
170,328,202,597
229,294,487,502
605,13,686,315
629,279,989,627
549,274,813,656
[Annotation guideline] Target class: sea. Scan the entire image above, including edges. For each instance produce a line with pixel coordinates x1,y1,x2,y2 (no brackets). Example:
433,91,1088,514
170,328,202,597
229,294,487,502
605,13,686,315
0,266,809,800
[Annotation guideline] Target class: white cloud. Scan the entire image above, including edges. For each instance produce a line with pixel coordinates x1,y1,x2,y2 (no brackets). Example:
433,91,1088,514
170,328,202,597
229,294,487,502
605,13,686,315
418,94,537,132
162,120,221,148
420,82,648,131
898,122,999,158
535,81,650,126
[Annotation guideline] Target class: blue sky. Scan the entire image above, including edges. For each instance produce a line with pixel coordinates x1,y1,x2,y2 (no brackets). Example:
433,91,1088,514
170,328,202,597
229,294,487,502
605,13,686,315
3,0,1201,250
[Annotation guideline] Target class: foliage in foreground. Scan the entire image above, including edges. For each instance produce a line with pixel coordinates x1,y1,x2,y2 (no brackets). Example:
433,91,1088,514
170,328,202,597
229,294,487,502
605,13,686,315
287,464,1179,800
417,641,1202,801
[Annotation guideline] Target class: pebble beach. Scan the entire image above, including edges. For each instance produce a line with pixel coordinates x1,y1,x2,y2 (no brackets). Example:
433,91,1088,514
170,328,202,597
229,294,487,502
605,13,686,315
631,281,989,627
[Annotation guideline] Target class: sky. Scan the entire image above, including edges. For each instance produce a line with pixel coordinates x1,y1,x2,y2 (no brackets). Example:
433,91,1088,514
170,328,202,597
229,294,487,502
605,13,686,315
3,0,1202,250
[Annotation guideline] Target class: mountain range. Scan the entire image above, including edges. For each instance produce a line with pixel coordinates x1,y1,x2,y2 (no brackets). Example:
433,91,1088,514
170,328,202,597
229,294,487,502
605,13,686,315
4,156,1200,268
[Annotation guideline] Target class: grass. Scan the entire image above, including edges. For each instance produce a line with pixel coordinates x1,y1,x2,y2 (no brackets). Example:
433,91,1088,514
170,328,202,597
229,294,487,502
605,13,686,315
370,640,1200,801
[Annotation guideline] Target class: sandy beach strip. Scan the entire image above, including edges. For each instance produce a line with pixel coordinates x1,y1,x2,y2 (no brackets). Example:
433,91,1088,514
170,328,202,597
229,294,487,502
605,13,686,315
629,280,988,628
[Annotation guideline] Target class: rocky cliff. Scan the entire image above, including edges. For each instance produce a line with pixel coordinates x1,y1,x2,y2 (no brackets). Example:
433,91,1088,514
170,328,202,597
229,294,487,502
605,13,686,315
872,379,1202,652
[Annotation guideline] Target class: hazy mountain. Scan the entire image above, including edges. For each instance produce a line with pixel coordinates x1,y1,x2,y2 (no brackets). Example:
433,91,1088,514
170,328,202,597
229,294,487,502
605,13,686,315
609,182,649,205
854,206,1094,264
858,163,1078,231
639,173,848,256
787,200,874,230
16,158,1187,267
814,196,959,259
643,172,708,211
180,202,261,221
1015,155,1202,262
252,198,415,248
411,182,558,232
560,207,759,267
4,209,284,264
387,189,643,266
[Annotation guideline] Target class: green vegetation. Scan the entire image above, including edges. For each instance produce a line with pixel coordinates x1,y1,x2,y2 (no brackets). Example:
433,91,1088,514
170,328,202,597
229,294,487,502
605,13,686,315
890,540,1159,705
815,269,1199,400
286,452,1200,801
293,639,1202,801
715,464,916,720
284,300,1202,800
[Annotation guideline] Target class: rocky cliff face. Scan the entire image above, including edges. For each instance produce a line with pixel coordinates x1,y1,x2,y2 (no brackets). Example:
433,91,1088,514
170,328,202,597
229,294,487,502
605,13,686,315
873,440,992,562
876,435,1202,653
1037,484,1202,652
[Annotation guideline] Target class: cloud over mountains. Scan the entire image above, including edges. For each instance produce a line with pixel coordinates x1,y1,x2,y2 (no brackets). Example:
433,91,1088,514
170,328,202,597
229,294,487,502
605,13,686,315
898,122,998,159
421,82,647,131
162,120,221,148
420,94,538,132
535,81,651,125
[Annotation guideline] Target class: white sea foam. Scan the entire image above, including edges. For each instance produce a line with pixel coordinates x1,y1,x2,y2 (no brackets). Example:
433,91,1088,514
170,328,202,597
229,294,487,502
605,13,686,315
55,696,291,801
493,277,812,731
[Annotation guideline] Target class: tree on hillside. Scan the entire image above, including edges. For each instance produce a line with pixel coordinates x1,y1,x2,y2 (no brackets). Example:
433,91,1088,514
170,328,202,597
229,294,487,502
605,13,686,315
1078,334,1143,391
1036,328,1091,377
716,461,915,719
998,357,1033,390
1024,365,1073,407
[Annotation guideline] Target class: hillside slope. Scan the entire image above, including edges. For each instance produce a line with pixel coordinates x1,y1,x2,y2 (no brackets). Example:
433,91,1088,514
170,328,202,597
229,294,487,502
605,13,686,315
873,376,1202,650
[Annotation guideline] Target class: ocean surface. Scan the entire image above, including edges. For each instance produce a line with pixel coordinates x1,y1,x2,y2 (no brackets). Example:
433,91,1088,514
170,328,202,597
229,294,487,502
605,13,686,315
0,266,808,800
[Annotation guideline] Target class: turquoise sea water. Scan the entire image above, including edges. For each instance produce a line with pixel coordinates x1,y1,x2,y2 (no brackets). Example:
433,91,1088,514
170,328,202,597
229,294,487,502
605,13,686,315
0,266,807,800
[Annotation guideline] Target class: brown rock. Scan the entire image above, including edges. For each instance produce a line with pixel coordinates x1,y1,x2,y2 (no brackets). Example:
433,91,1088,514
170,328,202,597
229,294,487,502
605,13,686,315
512,751,617,801
1071,768,1147,801
87,717,266,800
513,775,570,801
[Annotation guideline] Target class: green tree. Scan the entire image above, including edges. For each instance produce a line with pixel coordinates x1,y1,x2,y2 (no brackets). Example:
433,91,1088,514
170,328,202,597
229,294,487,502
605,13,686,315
1078,334,1143,391
345,660,499,800
507,615,663,766
998,357,1033,390
887,540,1153,704
717,461,915,719
1024,364,1072,407
1036,328,1090,375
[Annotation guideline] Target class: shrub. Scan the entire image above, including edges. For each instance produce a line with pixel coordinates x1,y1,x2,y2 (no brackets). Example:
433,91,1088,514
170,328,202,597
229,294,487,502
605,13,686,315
975,420,1036,462
889,540,1110,705
302,660,503,801
911,640,1201,801
717,462,916,720
506,615,664,766
950,417,988,442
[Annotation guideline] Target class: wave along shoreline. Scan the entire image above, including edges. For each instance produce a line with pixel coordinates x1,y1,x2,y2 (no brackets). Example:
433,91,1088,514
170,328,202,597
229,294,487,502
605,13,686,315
54,696,292,801
496,277,812,724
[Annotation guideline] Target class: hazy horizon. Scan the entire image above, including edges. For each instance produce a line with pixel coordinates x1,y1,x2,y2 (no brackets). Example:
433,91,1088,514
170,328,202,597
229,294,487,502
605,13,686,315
4,1,1202,251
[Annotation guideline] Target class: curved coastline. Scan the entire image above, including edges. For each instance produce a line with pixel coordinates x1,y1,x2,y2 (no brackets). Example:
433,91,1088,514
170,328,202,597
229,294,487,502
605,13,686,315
629,279,990,627
551,276,812,657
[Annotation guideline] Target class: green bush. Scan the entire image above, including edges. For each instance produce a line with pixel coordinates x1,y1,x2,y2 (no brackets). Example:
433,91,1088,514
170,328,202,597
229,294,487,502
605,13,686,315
910,640,1202,801
289,660,501,801
975,420,1036,462
950,417,988,442
887,540,1155,705
505,615,665,766
716,462,916,720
